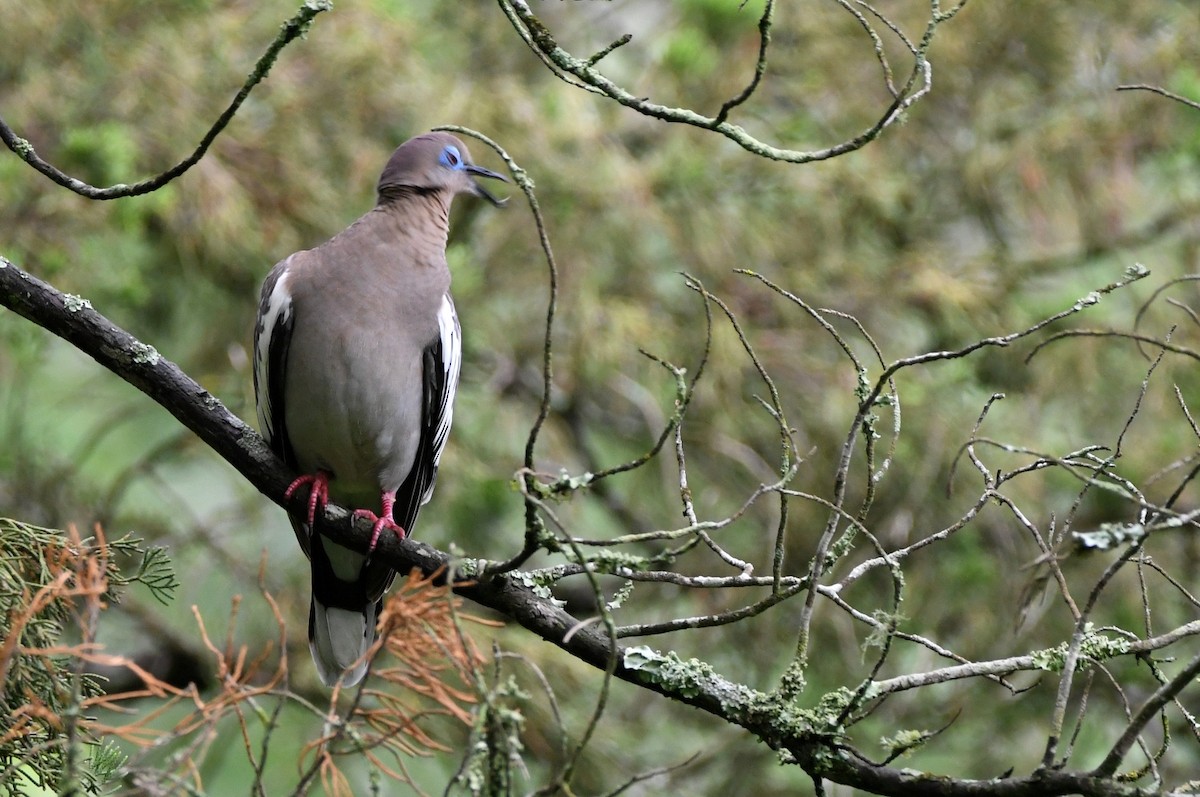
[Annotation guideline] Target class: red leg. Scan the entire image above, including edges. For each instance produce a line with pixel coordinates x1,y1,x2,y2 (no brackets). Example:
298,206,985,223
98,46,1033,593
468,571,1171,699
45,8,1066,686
286,471,331,528
353,490,407,554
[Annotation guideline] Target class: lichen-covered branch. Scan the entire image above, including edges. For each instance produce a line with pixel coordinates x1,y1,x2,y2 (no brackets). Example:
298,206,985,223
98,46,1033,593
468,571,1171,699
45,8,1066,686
6,250,1191,795
497,0,956,164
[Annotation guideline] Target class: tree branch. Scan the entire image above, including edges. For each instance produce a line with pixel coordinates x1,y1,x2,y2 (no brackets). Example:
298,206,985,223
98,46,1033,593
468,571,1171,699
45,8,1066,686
0,252,1180,796
1116,83,1200,112
496,0,940,164
0,0,330,200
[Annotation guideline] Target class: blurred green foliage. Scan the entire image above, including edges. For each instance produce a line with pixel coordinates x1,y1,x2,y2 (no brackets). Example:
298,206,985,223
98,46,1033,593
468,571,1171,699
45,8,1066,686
3,0,1200,794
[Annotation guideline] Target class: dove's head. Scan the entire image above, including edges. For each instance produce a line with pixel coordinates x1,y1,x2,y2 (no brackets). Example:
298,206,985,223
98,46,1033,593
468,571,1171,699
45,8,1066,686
377,132,507,207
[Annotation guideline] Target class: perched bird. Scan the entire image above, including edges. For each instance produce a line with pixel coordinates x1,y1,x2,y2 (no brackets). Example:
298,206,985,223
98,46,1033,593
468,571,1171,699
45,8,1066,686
253,132,505,686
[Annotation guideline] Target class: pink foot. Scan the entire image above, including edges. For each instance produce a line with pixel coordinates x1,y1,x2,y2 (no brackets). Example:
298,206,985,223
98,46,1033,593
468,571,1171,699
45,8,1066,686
286,471,330,527
354,490,407,554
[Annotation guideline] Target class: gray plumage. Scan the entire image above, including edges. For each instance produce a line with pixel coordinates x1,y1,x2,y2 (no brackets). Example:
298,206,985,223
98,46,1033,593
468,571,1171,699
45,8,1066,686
253,132,504,686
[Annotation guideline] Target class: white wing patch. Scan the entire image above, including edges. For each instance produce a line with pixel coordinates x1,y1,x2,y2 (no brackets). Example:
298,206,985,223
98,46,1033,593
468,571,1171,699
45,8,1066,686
428,294,461,500
253,264,294,446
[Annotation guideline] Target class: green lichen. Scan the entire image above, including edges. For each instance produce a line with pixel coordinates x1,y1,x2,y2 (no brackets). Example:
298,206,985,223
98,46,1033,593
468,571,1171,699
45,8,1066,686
622,646,723,700
1082,628,1132,659
455,675,528,796
825,527,858,569
552,470,593,493
530,469,594,501
864,610,907,651
129,341,160,366
1031,645,1063,672
621,646,831,745
578,548,653,573
605,579,634,611
62,293,92,313
1073,522,1145,550
853,368,871,403
518,564,572,588
778,658,807,699
746,689,844,746
880,728,933,759
516,567,568,608
1030,623,1132,672
805,686,860,728
11,136,33,158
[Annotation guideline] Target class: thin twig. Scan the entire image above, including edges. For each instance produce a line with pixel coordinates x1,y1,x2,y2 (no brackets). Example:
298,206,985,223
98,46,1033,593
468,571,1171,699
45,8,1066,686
432,127,560,572
1094,648,1200,777
1117,83,1200,112
0,1,331,200
713,0,775,125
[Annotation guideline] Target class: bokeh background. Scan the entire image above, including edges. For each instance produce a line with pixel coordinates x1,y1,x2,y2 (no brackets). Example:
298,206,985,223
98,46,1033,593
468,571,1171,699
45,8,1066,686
3,1,1200,793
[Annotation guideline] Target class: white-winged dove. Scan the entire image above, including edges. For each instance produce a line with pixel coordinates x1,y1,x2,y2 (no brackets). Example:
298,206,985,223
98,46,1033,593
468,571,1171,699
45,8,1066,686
253,132,505,686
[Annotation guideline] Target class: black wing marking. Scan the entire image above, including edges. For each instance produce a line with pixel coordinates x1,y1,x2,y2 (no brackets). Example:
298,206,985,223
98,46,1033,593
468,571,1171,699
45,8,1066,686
253,259,297,462
253,259,306,554
393,293,461,535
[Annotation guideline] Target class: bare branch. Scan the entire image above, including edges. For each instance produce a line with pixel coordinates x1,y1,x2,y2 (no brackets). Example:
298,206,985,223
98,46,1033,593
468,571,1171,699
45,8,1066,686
1094,648,1200,778
0,1,331,200
713,0,775,125
1117,83,1200,112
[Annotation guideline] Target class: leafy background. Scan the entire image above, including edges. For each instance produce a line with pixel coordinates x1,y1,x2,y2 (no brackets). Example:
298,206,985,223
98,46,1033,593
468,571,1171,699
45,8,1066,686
2,0,1200,793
